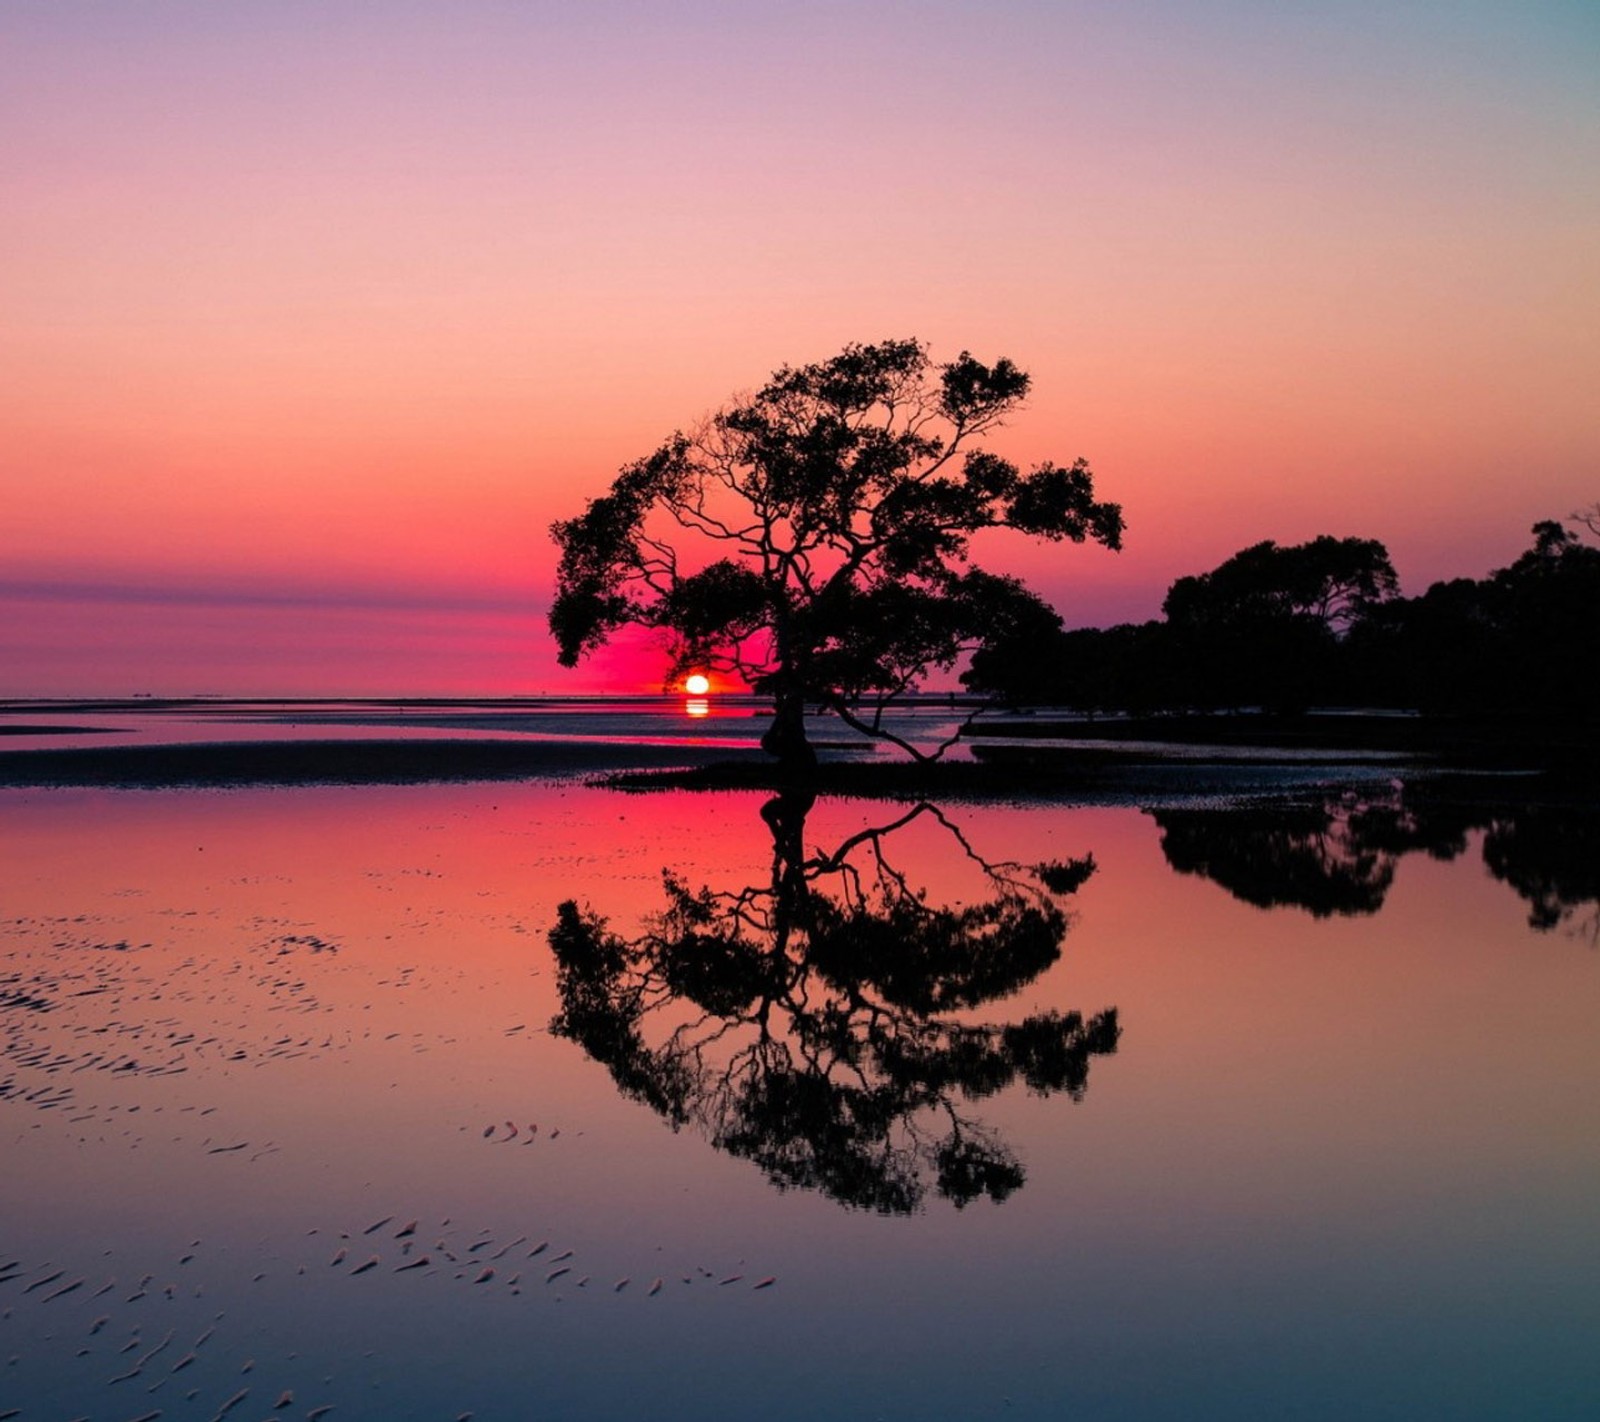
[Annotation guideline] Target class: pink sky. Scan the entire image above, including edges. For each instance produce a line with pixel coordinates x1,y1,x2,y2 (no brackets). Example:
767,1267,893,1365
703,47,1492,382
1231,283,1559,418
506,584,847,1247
3,2,1596,695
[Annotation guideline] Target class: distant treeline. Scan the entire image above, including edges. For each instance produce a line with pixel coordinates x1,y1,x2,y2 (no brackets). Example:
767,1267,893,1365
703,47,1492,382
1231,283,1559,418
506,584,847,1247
964,512,1600,720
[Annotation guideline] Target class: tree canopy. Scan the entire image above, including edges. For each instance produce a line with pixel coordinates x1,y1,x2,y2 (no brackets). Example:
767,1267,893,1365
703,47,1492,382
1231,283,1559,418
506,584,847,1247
550,338,1123,766
1346,515,1600,717
967,533,1400,714
966,511,1600,725
1160,536,1398,634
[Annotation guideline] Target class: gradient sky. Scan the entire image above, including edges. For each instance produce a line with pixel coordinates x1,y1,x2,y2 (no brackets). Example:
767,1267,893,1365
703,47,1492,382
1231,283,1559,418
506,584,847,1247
3,1,1596,695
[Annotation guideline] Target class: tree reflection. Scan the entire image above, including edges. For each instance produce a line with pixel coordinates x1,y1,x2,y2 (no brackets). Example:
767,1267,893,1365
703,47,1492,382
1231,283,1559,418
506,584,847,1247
549,791,1118,1213
1153,799,1399,917
1482,810,1600,940
1152,789,1600,939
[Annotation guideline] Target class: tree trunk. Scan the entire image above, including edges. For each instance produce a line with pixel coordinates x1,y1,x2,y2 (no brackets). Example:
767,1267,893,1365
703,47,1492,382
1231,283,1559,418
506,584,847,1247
760,685,816,773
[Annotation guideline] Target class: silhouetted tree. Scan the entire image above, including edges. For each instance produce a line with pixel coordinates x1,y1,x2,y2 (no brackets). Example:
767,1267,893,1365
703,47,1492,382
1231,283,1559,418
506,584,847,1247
1569,502,1600,544
964,619,1178,714
548,793,1118,1213
1163,536,1399,633
549,339,1123,768
965,535,1397,715
1343,576,1498,712
1160,537,1399,712
1349,518,1600,720
1488,520,1600,717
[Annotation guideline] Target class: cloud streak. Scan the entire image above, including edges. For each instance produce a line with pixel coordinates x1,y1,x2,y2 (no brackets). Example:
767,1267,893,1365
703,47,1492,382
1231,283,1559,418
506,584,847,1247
0,577,543,617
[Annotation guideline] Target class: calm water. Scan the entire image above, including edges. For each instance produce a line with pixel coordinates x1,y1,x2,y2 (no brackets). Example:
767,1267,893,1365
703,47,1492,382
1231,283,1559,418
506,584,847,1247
2,732,1597,1418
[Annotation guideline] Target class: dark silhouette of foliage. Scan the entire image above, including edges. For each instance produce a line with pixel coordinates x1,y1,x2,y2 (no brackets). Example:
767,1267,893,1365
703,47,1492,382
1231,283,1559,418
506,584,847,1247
1348,517,1600,720
967,535,1397,714
1482,810,1600,938
965,619,1178,714
1160,536,1399,633
1153,799,1399,917
1151,787,1599,938
967,513,1600,735
550,339,1122,767
1342,576,1498,713
1156,536,1398,713
548,792,1118,1213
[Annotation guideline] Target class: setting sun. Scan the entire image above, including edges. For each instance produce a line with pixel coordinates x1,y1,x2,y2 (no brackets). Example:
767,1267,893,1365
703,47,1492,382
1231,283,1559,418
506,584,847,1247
684,673,711,695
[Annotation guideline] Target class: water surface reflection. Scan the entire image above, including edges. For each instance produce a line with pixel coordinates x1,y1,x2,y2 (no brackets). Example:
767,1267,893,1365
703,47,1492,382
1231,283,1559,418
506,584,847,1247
1153,786,1600,938
2,776,1596,1421
550,791,1118,1212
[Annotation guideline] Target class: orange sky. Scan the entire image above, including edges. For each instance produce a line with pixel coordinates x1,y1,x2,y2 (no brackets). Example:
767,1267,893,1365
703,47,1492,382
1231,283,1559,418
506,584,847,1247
3,2,1596,694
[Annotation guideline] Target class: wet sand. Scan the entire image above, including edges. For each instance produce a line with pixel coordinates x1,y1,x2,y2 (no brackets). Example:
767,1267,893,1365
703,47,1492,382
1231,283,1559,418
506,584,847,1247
0,736,736,787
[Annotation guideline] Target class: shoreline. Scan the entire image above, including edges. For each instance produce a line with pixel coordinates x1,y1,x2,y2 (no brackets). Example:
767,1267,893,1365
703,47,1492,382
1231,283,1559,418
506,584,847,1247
0,736,736,788
0,732,1584,809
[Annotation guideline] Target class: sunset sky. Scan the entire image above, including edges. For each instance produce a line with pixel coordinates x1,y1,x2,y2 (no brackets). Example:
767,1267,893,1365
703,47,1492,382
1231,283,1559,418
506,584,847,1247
4,1,1596,695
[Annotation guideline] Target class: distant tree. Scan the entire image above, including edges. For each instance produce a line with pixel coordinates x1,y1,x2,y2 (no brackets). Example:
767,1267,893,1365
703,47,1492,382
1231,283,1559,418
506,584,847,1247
1348,517,1600,719
549,339,1123,768
969,515,1599,724
968,535,1398,714
1498,518,1600,580
1344,576,1496,712
1487,519,1600,716
963,619,1177,714
1160,536,1399,712
1161,536,1398,634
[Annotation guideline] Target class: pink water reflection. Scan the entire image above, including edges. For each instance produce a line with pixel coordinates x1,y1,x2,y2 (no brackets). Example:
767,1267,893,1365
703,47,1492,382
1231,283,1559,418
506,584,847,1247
2,780,1597,1420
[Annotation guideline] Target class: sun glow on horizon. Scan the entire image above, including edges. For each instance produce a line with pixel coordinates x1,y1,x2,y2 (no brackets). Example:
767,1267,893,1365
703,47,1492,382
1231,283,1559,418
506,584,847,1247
684,673,711,696
1,3,1594,696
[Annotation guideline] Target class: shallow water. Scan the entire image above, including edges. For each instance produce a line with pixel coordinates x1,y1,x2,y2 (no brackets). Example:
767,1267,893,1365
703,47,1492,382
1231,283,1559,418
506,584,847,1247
0,698,779,754
2,776,1597,1420
0,697,1421,767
